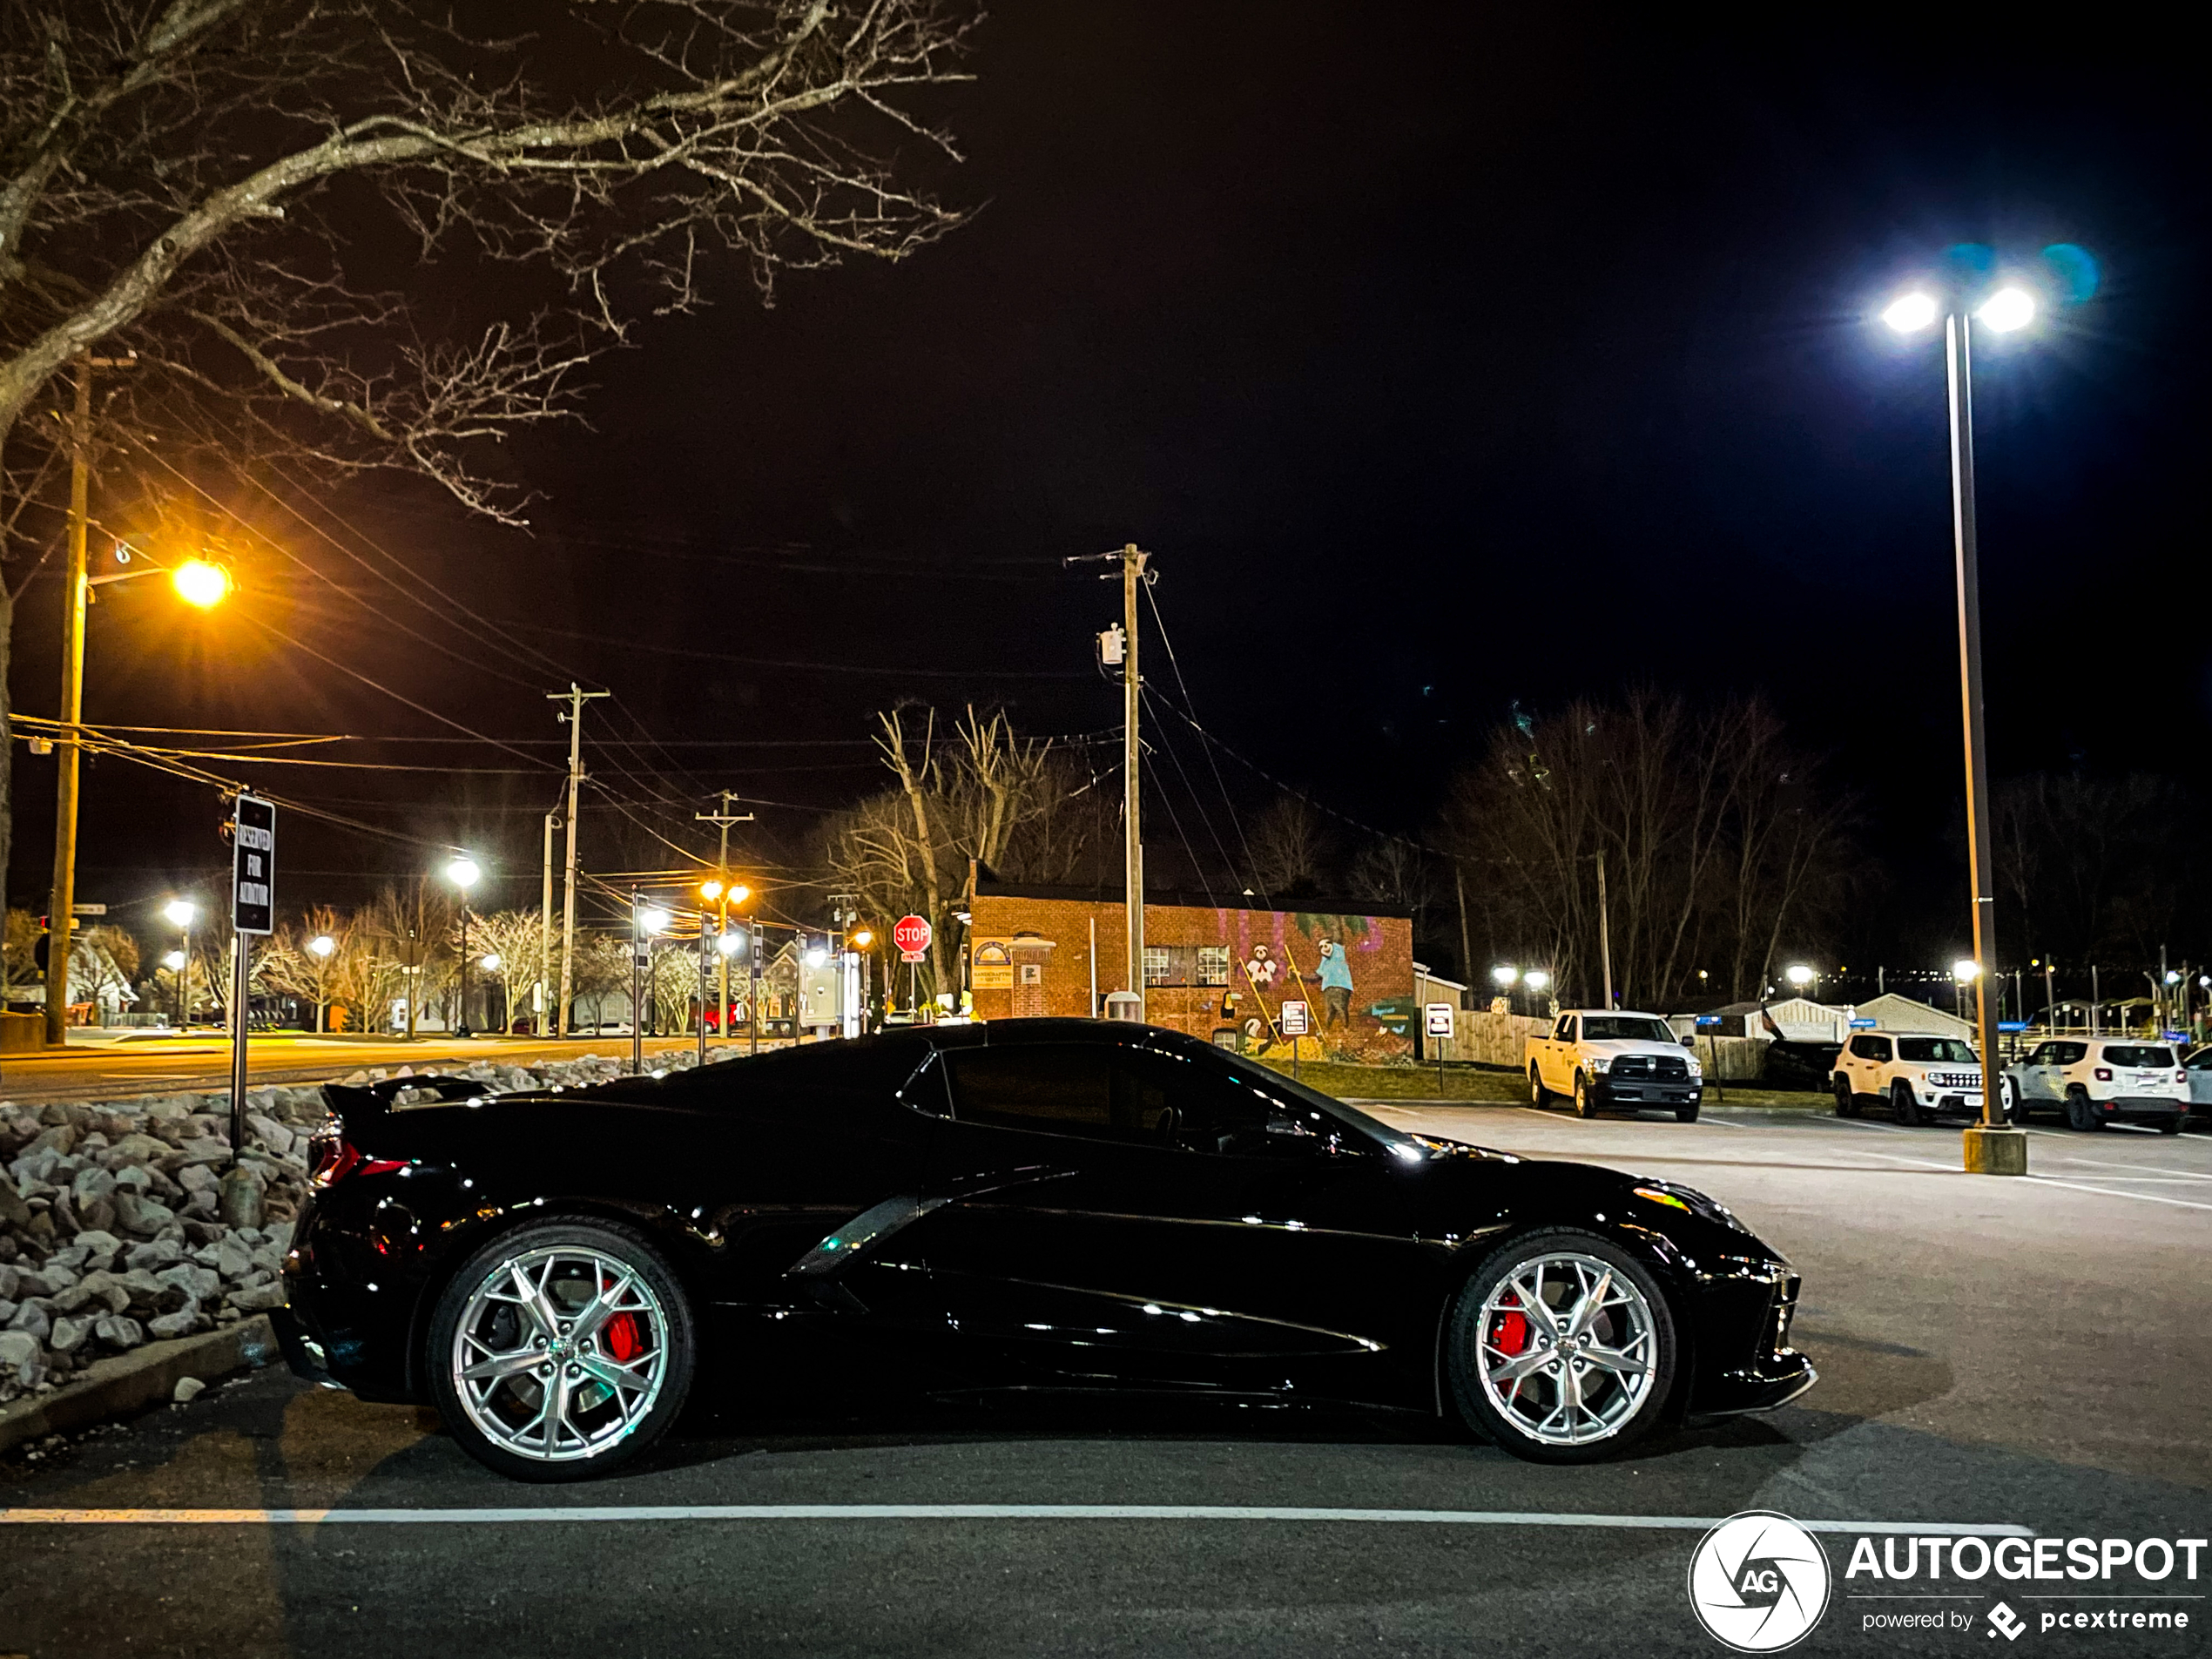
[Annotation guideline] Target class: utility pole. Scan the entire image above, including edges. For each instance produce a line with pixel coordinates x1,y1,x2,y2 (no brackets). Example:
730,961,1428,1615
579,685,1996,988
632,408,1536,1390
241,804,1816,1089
1595,849,1614,1011
1122,543,1147,1020
547,684,609,1037
44,351,133,1045
697,790,753,1047
539,808,557,1035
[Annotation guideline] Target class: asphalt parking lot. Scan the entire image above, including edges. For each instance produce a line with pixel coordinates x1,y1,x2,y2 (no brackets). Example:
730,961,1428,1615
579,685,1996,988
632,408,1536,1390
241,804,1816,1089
3,1103,2207,1658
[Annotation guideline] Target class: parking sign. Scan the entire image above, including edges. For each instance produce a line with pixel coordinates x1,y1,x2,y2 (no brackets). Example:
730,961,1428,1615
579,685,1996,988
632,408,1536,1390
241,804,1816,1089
1425,1002,1455,1038
232,795,275,935
1278,1000,1309,1035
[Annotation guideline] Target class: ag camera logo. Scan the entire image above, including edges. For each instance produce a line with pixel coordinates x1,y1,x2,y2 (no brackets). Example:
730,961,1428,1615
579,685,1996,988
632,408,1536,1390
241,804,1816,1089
1688,1510,1832,1652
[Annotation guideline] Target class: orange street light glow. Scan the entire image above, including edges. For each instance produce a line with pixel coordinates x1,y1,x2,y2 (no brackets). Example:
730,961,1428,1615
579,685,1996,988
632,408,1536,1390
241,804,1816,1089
700,879,725,900
172,559,229,607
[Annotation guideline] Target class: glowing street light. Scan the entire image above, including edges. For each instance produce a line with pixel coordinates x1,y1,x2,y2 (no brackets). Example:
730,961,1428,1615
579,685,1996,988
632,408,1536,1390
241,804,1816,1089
1785,964,1815,988
163,949,186,971
306,933,338,1032
699,878,724,902
1881,292,1938,333
445,856,482,1035
638,907,671,935
308,934,336,959
1978,287,2035,333
1492,964,1519,988
164,898,197,929
1953,960,1981,981
170,558,231,608
162,899,196,1029
850,927,874,949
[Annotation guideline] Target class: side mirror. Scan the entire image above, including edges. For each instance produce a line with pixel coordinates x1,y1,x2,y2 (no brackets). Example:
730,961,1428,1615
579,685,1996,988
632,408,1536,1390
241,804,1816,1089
1682,1034,1696,1048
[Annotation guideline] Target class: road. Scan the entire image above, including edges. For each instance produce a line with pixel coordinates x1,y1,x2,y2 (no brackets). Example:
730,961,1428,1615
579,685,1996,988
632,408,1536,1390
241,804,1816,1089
3,1102,2207,1657
0,1033,743,1104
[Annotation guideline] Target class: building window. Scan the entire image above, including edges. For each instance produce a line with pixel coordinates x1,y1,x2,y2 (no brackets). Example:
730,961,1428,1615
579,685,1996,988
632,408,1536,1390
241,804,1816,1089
1143,946,1173,987
1197,945,1231,987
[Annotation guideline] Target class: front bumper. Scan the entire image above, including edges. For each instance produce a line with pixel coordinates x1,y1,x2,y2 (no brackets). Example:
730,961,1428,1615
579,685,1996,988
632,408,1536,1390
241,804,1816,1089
1685,1264,1817,1417
1597,1078,1703,1107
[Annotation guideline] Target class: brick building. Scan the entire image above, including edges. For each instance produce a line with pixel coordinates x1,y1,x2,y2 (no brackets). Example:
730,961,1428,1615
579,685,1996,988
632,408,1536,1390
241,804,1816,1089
966,871,1417,1063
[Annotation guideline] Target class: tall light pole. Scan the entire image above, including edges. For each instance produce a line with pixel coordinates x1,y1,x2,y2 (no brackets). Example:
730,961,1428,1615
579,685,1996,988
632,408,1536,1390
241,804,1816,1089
163,899,197,1029
308,933,335,1033
445,856,481,1036
1883,274,2042,1177
548,685,610,1036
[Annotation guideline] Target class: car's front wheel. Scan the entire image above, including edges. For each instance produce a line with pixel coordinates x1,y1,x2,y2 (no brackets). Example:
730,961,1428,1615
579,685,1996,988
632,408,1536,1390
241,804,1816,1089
1892,1081,1920,1127
1573,1072,1600,1118
2003,1078,2033,1126
1833,1079,1859,1118
1447,1230,1676,1464
428,1218,696,1482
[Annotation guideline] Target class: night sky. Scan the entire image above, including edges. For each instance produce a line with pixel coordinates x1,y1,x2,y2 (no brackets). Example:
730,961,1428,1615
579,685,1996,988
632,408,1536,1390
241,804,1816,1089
9,8,2207,966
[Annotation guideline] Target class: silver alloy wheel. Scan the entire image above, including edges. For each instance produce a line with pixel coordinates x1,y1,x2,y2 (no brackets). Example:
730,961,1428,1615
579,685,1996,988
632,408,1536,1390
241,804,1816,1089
448,1244,671,1464
1475,1251,1658,1447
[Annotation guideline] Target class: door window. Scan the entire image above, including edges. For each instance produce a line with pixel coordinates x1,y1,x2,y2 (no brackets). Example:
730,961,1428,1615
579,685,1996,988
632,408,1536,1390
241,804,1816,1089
1850,1035,1892,1062
1115,1047,1271,1156
943,1046,1116,1139
2024,1042,2054,1067
1554,1015,1576,1042
2053,1042,2088,1066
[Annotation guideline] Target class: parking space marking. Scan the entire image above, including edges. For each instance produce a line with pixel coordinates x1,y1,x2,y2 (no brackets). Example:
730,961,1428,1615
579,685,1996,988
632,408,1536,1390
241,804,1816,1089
0,1503,2034,1535
2033,1154,2212,1182
2020,1177,2212,1214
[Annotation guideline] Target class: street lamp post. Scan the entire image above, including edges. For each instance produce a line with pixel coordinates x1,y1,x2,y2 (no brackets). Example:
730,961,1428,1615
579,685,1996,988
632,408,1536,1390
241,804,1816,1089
308,933,336,1033
1883,276,2043,1177
163,900,196,1029
445,857,481,1036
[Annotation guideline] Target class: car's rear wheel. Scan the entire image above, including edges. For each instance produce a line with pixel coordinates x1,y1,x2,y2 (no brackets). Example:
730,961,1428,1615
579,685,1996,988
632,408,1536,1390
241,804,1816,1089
2065,1088,2101,1132
1530,1066,1550,1107
1447,1230,1676,1464
1892,1081,1920,1127
1573,1072,1600,1118
1833,1079,1859,1118
428,1218,695,1482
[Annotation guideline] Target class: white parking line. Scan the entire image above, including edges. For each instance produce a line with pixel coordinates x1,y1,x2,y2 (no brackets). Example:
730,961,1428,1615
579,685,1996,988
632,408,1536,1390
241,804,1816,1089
0,1503,2033,1535
2020,1177,2212,1214
2033,1154,2212,1182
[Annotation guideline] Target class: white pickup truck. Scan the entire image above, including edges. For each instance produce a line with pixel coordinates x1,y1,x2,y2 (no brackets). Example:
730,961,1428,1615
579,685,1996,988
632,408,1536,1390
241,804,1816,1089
1527,1010,1704,1121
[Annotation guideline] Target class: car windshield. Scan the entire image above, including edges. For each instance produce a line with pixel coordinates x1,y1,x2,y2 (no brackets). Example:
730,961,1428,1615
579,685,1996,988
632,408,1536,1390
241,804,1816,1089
1581,1016,1676,1043
1898,1037,1977,1064
2103,1045,2174,1068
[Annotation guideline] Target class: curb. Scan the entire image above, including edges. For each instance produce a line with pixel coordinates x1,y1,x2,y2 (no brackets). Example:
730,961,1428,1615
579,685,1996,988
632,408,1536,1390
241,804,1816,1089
0,1315,278,1455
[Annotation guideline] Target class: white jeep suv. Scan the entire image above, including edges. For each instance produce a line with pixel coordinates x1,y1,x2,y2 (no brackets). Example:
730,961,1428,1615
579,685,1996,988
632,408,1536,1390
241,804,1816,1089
1830,1030,1984,1125
2001,1038,2188,1134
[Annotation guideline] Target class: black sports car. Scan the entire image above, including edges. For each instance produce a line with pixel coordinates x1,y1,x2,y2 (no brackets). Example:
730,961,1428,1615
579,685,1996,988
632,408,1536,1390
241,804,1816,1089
276,1020,1813,1481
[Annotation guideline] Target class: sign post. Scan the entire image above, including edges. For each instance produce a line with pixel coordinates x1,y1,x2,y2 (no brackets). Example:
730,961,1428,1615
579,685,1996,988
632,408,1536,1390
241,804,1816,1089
1279,998,1309,1081
1426,1001,1455,1094
1695,1013,1724,1103
894,914,931,1020
226,795,274,1206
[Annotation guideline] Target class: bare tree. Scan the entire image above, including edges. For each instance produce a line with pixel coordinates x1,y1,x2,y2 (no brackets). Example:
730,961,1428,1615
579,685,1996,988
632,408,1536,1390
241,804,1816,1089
1439,693,1856,1008
1246,796,1336,899
0,0,980,875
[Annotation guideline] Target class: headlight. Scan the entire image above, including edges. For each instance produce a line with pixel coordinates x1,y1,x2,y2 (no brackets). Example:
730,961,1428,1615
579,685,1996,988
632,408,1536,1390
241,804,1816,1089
1685,1057,1703,1076
1587,1057,1610,1074
1633,1179,1753,1236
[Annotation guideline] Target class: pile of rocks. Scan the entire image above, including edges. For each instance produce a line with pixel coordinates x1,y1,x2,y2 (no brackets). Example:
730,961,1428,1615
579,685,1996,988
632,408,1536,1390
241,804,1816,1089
0,1047,726,1405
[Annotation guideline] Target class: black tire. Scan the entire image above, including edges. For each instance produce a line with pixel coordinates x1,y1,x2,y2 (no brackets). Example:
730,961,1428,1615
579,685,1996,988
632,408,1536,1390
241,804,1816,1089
2157,1112,2184,1136
1892,1081,1920,1127
1530,1066,1550,1107
1445,1228,1677,1465
1833,1080,1860,1119
1573,1072,1600,1119
2003,1078,2033,1127
428,1217,696,1483
2066,1089,2101,1133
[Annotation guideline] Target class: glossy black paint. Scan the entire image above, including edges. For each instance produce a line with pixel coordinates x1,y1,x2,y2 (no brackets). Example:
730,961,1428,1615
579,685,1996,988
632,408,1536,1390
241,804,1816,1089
278,1022,1812,1429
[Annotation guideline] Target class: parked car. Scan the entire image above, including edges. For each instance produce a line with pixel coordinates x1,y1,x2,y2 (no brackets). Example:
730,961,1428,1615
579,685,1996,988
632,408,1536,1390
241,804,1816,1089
2001,1038,2187,1133
1525,1010,1703,1120
2186,1046,2212,1123
1829,1030,1984,1125
278,1021,1811,1479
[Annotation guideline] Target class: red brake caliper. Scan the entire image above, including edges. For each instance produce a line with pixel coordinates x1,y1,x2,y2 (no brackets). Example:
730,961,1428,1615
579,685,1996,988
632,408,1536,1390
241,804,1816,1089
602,1312,643,1364
1491,1293,1528,1357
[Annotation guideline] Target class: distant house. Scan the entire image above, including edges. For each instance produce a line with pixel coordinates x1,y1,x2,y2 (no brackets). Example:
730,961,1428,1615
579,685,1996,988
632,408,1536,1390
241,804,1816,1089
1848,992,1973,1038
1666,996,1852,1043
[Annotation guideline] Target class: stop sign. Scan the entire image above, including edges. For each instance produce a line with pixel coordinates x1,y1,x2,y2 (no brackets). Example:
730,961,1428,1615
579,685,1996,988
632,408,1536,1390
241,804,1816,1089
892,914,932,960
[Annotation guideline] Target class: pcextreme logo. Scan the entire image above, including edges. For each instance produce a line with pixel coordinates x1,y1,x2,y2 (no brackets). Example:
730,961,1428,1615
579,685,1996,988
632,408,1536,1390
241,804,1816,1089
1688,1510,1833,1653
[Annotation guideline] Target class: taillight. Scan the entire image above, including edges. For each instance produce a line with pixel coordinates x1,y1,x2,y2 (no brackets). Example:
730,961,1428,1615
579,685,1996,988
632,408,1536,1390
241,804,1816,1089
2094,1067,2113,1082
309,1136,408,1187
2177,1072,2188,1084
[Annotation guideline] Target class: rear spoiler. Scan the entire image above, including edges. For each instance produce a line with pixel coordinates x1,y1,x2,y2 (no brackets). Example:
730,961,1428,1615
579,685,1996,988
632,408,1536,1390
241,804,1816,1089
319,1075,499,1130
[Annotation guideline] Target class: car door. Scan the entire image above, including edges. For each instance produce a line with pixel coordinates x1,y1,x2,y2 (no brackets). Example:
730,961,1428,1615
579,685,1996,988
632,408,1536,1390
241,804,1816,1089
1545,1015,1577,1090
2017,1042,2054,1101
906,1035,1427,1395
2186,1048,2212,1106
